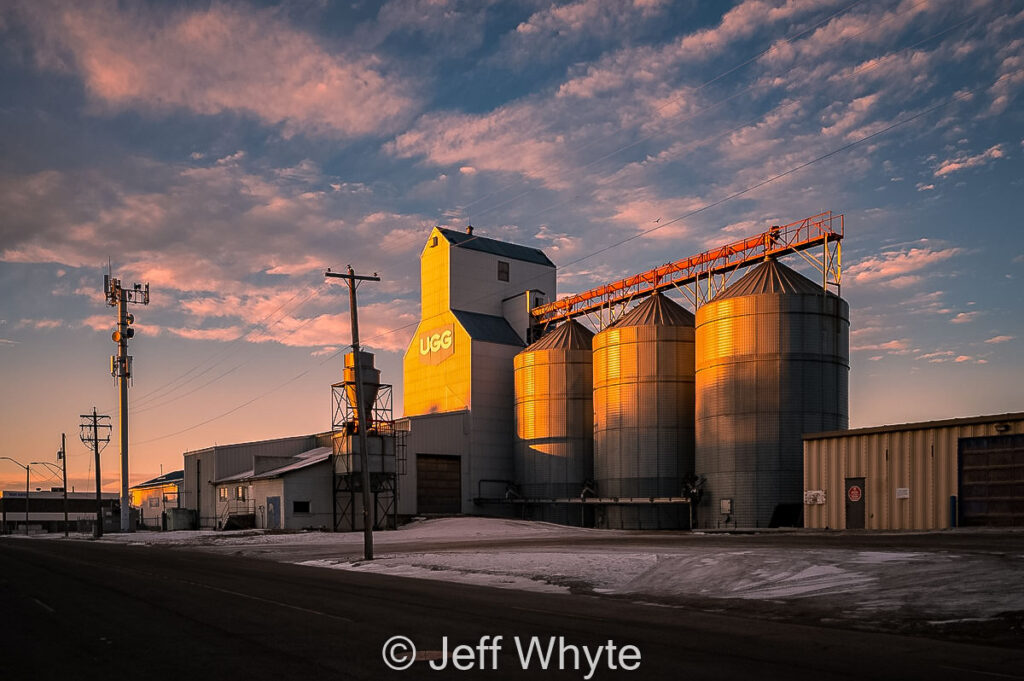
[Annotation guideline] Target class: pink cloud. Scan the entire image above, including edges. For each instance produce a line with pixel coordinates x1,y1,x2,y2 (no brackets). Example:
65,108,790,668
850,338,910,353
516,0,657,37
846,246,963,286
916,350,954,360
985,335,1014,344
679,0,831,60
934,144,1005,177
17,318,63,329
505,0,669,71
167,326,244,342
819,93,881,139
599,189,702,238
988,37,1024,114
18,3,418,138
80,314,111,332
761,0,943,69
949,312,978,324
264,256,324,277
386,105,575,189
556,0,838,99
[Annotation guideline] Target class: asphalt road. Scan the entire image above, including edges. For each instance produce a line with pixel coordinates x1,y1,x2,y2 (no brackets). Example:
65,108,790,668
1,538,1022,681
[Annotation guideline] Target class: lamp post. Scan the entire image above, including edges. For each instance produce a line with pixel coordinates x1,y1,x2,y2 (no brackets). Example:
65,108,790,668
1,457,30,535
32,459,68,537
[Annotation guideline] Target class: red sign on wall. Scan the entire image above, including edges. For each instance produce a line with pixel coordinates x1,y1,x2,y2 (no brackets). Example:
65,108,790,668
847,485,863,503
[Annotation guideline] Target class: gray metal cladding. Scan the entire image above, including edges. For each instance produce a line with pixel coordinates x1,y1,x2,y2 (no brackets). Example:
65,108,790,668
593,293,696,529
514,320,594,520
695,259,849,528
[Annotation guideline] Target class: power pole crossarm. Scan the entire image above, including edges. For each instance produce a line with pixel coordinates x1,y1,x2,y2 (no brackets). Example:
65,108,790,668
325,266,380,561
59,434,67,537
80,408,111,538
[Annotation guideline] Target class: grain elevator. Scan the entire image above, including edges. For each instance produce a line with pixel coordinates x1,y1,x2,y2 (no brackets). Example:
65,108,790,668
400,214,851,528
400,226,556,515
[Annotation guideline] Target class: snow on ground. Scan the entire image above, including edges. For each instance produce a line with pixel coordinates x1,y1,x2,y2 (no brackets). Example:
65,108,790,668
21,517,1024,624
304,551,660,594
305,560,572,594
303,547,1024,619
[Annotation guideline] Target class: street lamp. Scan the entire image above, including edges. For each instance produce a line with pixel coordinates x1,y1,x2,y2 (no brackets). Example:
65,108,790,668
32,459,68,538
1,457,30,535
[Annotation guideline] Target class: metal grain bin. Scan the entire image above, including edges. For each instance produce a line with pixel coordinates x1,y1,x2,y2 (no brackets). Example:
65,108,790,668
593,293,695,529
514,320,594,525
695,259,849,529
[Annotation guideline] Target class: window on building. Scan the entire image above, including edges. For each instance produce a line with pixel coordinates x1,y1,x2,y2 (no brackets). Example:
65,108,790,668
234,486,247,501
148,496,160,508
431,235,438,247
218,487,228,501
163,491,178,505
293,501,311,514
498,260,509,282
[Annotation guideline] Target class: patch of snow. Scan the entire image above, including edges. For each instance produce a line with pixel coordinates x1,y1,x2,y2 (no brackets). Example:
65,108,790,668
302,559,569,594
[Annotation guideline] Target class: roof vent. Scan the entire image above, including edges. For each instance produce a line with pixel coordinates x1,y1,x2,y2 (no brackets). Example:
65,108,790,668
466,224,474,235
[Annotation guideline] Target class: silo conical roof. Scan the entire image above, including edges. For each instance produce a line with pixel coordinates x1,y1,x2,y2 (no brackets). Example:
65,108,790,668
612,292,695,327
714,258,826,300
526,319,594,351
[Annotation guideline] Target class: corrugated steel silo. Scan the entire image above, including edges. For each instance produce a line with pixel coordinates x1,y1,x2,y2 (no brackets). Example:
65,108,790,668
695,259,849,528
514,320,594,524
593,293,695,529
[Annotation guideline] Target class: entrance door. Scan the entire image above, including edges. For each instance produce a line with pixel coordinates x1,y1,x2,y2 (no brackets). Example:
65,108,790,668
267,496,281,529
417,454,461,514
845,477,865,529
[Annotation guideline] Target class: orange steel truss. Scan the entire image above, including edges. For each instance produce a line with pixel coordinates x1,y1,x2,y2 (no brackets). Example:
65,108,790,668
531,211,843,331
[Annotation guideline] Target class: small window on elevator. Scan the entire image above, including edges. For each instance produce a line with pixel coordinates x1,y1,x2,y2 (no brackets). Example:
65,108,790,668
431,236,439,247
498,260,510,282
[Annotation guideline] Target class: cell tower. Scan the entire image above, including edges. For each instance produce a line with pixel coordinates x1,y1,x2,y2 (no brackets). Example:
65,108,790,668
104,269,149,533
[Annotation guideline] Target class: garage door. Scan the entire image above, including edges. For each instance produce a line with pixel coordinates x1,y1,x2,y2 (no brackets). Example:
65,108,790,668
959,434,1024,527
417,454,461,514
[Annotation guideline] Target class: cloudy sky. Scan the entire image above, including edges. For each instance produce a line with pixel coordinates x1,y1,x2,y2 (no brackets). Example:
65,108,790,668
1,0,1022,491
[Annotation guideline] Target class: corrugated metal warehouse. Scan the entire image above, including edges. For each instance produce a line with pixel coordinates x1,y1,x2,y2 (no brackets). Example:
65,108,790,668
803,413,1024,530
183,433,333,529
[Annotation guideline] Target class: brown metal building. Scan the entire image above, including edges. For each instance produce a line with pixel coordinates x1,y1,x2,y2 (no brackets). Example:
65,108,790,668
803,412,1024,530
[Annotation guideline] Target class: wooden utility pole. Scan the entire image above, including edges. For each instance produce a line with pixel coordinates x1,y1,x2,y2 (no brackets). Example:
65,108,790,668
325,266,380,561
59,433,68,537
80,408,111,538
